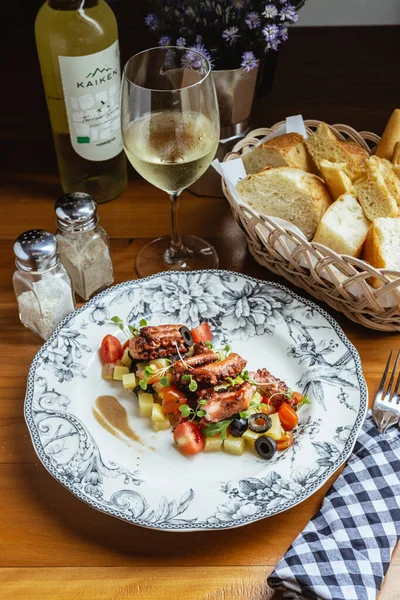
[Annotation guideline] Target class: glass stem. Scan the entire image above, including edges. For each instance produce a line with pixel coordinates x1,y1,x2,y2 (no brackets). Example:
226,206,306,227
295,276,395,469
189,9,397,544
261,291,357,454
169,192,188,261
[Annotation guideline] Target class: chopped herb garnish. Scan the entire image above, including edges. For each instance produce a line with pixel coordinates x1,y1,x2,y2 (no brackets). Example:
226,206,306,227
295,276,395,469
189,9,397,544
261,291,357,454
159,376,169,387
139,318,148,327
203,419,233,440
204,341,214,349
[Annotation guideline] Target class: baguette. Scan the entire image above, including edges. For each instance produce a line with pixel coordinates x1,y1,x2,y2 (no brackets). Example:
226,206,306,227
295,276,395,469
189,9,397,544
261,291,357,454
305,123,361,180
319,160,354,200
375,109,400,160
363,217,400,286
236,167,331,240
313,194,370,257
391,141,400,178
242,132,314,174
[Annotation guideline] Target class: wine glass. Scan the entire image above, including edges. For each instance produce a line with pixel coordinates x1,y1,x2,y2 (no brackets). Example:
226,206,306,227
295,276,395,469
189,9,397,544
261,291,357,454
121,46,220,277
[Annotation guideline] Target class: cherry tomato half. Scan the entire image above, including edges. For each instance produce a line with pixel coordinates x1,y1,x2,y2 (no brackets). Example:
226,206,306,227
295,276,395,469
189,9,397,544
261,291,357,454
190,322,212,344
276,431,294,451
173,421,205,455
160,385,188,415
100,335,123,364
278,403,299,431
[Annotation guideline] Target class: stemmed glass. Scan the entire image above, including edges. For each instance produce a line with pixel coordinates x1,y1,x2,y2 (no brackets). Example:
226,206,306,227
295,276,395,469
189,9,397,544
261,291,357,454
121,46,220,278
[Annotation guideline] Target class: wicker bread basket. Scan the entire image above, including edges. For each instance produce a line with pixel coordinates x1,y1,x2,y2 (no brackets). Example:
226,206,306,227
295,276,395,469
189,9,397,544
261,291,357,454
222,119,400,332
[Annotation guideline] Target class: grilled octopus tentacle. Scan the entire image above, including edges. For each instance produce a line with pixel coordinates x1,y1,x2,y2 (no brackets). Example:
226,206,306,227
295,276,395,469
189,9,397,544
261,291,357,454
174,352,246,387
129,324,187,360
250,368,291,409
201,382,256,422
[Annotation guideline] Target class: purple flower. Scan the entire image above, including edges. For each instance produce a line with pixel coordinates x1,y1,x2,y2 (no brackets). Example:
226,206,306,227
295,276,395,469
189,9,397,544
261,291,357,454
158,35,171,47
191,43,213,64
222,26,240,45
266,38,282,51
245,11,260,29
280,5,299,23
241,51,258,72
262,24,280,42
145,13,159,32
176,37,186,47
262,4,279,19
279,26,289,41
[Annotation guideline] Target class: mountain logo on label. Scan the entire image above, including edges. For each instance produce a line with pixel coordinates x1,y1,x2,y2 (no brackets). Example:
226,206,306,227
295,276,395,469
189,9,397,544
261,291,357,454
86,67,112,78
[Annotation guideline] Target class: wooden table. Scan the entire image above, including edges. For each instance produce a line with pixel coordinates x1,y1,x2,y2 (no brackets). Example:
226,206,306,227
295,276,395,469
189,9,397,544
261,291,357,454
1,172,400,599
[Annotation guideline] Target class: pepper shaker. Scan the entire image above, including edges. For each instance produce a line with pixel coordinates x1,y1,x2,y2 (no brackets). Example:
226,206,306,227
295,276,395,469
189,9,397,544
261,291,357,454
12,230,75,340
55,192,114,300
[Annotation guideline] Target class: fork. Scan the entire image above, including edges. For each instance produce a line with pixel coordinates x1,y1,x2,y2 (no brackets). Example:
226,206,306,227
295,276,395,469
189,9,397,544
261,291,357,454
372,350,400,433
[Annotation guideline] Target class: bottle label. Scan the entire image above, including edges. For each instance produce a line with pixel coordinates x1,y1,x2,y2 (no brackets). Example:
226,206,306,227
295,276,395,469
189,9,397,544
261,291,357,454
59,41,123,162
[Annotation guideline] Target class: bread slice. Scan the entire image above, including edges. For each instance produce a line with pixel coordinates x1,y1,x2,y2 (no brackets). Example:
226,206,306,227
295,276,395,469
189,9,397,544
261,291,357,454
313,194,370,257
354,156,399,220
305,123,361,180
236,167,331,240
340,141,369,167
319,160,354,200
363,217,400,286
243,132,314,174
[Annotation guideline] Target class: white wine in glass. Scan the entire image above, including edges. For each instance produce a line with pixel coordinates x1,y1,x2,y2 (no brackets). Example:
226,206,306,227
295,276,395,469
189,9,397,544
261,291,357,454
121,47,220,277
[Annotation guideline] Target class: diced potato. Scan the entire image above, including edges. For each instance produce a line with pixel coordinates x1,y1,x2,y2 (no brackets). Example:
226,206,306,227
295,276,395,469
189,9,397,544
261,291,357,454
138,391,154,417
151,402,168,423
102,363,115,380
122,372,137,390
113,365,130,380
153,420,171,432
151,403,170,431
203,436,223,453
264,412,284,441
242,428,261,449
120,348,132,368
223,435,246,456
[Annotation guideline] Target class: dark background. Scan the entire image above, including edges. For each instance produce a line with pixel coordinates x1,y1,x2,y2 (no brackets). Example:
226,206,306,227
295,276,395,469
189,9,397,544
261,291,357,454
1,1,399,177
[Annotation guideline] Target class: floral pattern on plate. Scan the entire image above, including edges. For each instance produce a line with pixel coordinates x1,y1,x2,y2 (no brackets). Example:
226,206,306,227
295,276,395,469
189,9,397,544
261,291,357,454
25,270,367,531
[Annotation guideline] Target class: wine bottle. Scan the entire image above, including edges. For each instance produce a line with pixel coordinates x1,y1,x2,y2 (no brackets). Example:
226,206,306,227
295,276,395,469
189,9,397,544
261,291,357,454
35,0,127,203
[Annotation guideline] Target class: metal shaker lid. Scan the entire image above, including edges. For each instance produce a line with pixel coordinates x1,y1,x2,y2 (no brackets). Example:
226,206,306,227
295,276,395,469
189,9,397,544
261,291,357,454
14,229,59,272
55,192,98,232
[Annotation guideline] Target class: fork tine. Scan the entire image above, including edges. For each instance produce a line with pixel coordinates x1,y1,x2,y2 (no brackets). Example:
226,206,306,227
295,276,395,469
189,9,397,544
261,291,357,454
394,359,400,405
386,350,400,402
375,349,393,403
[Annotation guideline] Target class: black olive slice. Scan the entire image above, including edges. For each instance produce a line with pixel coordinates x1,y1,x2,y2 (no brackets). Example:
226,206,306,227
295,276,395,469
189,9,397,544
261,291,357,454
248,413,272,433
179,326,193,348
255,436,277,460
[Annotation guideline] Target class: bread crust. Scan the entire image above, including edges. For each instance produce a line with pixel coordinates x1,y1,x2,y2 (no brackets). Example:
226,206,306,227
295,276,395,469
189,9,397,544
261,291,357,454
340,141,369,166
375,109,400,160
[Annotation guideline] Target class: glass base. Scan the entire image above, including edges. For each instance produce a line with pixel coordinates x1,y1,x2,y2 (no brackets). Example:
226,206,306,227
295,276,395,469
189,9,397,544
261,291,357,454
135,235,219,278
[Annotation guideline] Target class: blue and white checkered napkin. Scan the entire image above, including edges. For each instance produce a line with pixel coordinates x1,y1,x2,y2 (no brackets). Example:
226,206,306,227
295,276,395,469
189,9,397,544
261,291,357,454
268,413,400,600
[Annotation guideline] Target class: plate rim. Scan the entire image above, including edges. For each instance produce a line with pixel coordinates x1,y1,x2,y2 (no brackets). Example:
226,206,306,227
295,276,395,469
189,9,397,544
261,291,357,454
24,269,368,531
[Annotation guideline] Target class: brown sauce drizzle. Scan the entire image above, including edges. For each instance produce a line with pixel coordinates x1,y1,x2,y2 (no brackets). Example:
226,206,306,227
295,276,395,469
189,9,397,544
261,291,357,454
93,396,142,445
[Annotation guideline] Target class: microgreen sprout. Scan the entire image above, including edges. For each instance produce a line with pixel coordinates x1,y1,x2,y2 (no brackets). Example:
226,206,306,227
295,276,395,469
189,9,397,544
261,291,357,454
111,316,148,339
179,398,208,421
181,374,198,392
138,359,173,391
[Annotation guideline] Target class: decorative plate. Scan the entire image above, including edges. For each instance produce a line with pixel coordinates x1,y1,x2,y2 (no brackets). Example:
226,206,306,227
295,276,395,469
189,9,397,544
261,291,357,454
24,270,367,531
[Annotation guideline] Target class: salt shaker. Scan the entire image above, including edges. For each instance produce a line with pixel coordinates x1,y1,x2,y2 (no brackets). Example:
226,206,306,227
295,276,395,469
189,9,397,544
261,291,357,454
13,230,76,340
55,192,114,301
